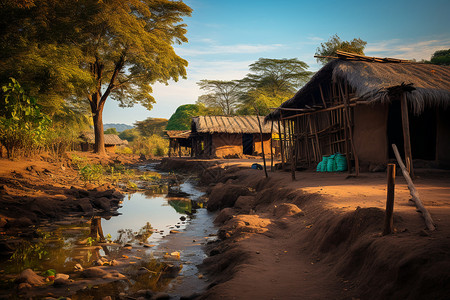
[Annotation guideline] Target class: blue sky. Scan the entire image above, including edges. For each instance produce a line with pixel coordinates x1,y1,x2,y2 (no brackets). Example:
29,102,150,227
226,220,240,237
103,0,450,125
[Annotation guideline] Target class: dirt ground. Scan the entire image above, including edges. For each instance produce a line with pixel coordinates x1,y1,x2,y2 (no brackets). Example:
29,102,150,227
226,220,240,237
160,158,450,300
1,154,450,299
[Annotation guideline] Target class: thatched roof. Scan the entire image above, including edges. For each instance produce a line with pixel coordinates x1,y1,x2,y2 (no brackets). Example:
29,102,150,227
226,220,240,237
164,130,191,139
80,132,125,145
266,58,450,121
192,115,278,134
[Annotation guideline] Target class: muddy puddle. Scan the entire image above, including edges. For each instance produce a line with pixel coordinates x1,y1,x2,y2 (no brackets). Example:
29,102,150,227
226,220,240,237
0,164,217,299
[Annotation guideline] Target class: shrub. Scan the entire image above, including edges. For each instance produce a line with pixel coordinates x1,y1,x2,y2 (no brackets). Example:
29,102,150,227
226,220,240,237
0,78,51,158
130,134,168,157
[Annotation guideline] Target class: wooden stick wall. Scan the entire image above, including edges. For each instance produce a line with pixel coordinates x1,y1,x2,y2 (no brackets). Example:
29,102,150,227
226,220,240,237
279,80,360,173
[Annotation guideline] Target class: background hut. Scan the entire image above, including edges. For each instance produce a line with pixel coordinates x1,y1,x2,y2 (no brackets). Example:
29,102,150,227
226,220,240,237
80,132,125,153
164,130,192,157
191,115,279,158
265,51,450,173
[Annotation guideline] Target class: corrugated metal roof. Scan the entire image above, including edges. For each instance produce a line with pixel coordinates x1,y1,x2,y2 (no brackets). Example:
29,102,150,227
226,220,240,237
192,115,278,134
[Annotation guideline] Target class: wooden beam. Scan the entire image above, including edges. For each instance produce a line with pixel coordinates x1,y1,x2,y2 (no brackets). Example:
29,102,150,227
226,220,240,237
401,93,414,177
392,144,435,231
278,119,285,169
383,164,396,235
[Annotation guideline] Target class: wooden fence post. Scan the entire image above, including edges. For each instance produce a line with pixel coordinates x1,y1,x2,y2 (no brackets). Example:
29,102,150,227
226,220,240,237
383,164,396,235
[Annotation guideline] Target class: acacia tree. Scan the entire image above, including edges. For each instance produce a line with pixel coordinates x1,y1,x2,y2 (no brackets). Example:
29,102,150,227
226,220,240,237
134,118,168,136
237,58,312,115
0,0,192,155
196,80,241,115
315,34,367,65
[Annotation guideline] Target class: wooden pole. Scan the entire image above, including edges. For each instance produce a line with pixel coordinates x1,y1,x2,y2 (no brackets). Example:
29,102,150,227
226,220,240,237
392,144,435,231
383,163,396,235
254,109,268,178
270,121,274,172
400,93,414,177
278,119,285,169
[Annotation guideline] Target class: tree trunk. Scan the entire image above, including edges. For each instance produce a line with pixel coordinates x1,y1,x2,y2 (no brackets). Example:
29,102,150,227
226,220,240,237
93,108,106,155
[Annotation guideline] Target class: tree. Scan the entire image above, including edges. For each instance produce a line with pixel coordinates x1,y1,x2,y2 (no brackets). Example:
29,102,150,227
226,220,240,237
118,128,141,142
0,0,192,155
134,118,168,137
237,58,312,115
104,128,119,135
197,80,241,115
315,34,367,65
429,49,450,65
166,104,213,130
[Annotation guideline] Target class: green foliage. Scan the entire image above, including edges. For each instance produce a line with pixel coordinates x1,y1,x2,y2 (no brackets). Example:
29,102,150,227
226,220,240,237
119,128,141,142
166,104,215,130
86,237,96,247
130,134,169,157
80,164,104,182
197,80,242,115
0,0,192,154
0,78,51,158
237,58,312,115
116,146,133,155
134,118,168,137
315,34,367,65
429,49,450,65
104,128,119,135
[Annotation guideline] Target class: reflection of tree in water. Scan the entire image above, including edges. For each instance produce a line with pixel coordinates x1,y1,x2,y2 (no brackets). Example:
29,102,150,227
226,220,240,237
115,222,154,244
168,199,192,214
143,185,168,197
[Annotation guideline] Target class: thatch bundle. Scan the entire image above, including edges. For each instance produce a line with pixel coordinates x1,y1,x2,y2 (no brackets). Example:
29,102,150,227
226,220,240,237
192,115,277,134
266,60,450,121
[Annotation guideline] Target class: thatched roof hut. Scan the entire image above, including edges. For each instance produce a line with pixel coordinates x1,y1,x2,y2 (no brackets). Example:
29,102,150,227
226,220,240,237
80,132,125,152
266,59,450,121
164,130,192,157
265,51,450,172
192,115,274,134
191,115,279,158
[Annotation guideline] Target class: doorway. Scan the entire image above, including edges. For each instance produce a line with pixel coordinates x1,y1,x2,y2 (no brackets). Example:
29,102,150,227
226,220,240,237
387,101,436,160
242,134,253,155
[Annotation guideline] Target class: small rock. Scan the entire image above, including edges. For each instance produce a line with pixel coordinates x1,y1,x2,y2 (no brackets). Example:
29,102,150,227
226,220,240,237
180,216,186,221
55,273,70,280
81,267,108,278
53,278,71,286
18,282,32,290
74,264,83,272
197,274,204,279
15,269,45,286
170,230,180,234
143,244,155,248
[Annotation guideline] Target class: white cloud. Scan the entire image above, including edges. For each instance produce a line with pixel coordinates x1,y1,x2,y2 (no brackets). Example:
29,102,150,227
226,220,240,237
366,38,450,60
175,43,284,56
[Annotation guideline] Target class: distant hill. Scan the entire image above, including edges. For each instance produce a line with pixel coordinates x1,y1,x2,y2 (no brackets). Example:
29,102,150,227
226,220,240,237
104,123,134,132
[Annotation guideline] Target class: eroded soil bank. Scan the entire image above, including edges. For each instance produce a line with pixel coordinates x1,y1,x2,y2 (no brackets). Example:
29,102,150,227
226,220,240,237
160,158,450,300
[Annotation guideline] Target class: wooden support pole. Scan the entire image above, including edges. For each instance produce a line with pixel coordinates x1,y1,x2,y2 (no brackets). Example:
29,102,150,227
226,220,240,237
392,144,435,231
254,113,268,178
278,119,285,169
283,119,288,166
270,121,274,172
400,93,414,177
383,164,396,235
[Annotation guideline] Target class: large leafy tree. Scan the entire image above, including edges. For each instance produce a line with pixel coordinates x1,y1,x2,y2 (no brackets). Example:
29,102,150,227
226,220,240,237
134,117,168,137
237,58,312,115
315,34,367,65
0,0,192,155
166,104,213,130
196,80,241,115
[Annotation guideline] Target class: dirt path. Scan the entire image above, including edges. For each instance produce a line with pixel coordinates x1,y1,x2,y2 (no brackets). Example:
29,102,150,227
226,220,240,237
160,158,450,300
